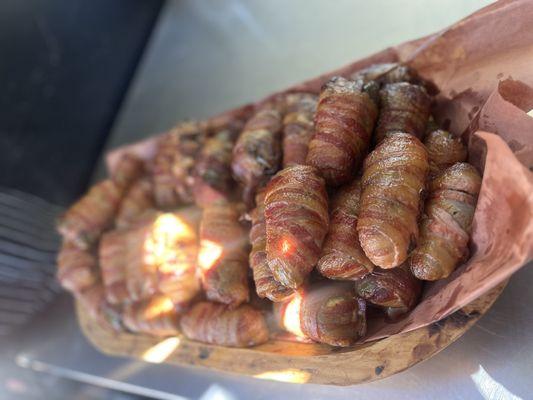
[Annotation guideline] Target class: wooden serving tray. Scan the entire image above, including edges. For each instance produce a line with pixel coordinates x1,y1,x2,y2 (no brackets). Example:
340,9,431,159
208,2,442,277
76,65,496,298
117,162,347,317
78,282,505,386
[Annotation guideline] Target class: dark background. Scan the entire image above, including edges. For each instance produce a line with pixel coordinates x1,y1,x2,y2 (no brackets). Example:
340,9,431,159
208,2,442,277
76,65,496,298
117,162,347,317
0,0,163,205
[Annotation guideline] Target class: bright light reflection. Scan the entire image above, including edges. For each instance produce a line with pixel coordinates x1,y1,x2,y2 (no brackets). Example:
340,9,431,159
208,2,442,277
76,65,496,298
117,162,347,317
471,365,522,400
155,214,193,239
281,237,293,255
282,294,305,338
141,337,181,364
144,213,195,271
198,239,223,271
143,296,175,319
254,369,310,383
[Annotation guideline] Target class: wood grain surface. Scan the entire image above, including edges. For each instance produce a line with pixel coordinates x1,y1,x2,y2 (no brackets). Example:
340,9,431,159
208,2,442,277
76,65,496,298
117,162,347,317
77,282,506,386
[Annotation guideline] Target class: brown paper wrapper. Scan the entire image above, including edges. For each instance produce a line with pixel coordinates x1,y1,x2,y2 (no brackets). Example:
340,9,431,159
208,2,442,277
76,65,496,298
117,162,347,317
107,0,533,342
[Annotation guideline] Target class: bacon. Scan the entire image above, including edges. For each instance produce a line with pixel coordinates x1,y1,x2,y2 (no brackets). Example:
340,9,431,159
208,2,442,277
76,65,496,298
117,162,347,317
410,162,481,280
198,202,249,307
306,76,378,186
317,179,374,280
180,302,269,347
58,180,122,249
265,165,329,288
375,82,431,143
357,132,429,268
249,191,293,302
232,106,283,206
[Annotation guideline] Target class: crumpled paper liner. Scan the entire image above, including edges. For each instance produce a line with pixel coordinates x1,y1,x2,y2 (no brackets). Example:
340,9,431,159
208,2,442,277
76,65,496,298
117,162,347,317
107,0,533,342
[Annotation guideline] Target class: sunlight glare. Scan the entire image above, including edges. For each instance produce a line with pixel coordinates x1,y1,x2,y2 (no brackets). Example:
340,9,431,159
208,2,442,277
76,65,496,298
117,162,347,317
282,294,305,338
254,369,310,383
198,239,223,271
141,337,181,364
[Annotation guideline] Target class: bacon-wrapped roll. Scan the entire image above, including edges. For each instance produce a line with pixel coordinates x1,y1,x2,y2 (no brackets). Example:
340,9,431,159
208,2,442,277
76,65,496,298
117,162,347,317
99,229,130,304
180,302,269,347
410,163,481,281
111,153,145,190
75,284,122,331
57,180,121,249
354,263,421,314
122,295,181,336
193,129,238,207
231,106,283,207
152,121,207,208
265,165,329,289
198,202,249,307
357,132,429,268
249,191,293,302
275,283,366,347
124,210,201,304
375,82,431,143
116,179,154,229
56,242,98,293
317,179,374,280
306,76,378,186
351,63,417,85
424,129,467,177
282,93,317,167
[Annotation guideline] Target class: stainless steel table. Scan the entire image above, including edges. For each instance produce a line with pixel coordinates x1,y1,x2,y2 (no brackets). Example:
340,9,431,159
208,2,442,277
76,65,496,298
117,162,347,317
19,1,532,399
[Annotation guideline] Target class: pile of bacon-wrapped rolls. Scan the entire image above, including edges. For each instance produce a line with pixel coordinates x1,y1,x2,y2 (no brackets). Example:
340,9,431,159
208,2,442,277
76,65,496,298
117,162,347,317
57,63,481,348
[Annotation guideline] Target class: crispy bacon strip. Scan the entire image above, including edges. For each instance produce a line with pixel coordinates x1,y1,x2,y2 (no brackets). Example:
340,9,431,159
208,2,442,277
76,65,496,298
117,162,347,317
232,106,283,206
198,202,249,307
180,301,269,347
122,295,181,336
424,129,467,177
357,132,429,268
116,178,154,229
75,284,122,331
306,76,378,186
101,209,201,304
275,283,366,347
193,129,238,207
265,165,329,289
56,242,98,293
351,63,417,85
99,229,130,304
317,179,374,280
354,263,421,312
57,180,122,249
410,163,481,280
249,191,293,302
152,121,207,208
375,82,431,143
111,153,145,190
282,93,317,167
